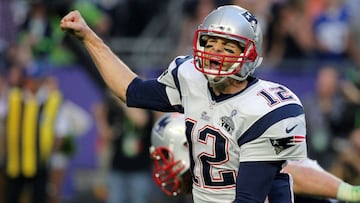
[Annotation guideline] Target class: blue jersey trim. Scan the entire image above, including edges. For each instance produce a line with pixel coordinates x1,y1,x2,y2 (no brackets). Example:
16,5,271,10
126,77,183,112
208,76,259,103
172,55,192,101
171,66,182,100
237,103,304,146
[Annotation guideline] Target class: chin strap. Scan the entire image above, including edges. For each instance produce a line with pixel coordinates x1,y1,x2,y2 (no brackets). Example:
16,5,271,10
206,74,227,84
229,56,263,81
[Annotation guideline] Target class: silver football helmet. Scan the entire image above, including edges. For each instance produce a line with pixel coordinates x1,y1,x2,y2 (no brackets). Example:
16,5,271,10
193,5,263,83
150,113,190,196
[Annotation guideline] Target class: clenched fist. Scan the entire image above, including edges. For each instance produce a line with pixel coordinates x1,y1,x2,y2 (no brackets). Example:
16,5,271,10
60,10,93,40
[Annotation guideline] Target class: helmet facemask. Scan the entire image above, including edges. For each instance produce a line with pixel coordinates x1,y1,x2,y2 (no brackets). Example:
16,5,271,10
150,146,186,196
193,30,258,84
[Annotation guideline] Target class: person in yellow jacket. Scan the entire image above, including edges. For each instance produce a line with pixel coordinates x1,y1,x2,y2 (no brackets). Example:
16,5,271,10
0,65,68,203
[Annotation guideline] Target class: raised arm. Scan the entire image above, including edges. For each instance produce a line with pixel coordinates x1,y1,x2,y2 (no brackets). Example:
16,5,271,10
60,10,136,102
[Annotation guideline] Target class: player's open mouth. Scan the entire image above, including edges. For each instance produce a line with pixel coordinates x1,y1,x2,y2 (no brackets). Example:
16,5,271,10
209,60,220,69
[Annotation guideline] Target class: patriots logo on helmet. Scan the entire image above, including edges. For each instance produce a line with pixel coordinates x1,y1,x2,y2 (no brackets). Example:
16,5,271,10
270,135,305,154
242,11,258,32
154,115,171,137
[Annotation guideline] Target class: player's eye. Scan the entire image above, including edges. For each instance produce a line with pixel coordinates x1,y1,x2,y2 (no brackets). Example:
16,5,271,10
205,44,213,49
224,48,235,53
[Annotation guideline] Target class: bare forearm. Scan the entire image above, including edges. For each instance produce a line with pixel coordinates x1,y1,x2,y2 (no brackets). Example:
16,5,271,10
284,159,360,202
83,33,137,102
60,10,138,102
284,162,339,198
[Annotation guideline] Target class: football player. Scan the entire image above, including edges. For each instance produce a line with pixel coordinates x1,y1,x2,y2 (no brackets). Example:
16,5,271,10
150,113,360,202
61,5,306,202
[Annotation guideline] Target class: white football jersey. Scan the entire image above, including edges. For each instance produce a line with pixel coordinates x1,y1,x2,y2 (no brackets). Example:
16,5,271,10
157,56,307,203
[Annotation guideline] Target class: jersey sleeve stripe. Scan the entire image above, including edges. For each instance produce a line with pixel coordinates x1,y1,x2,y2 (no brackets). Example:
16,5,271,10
171,66,182,100
171,55,192,100
237,103,304,146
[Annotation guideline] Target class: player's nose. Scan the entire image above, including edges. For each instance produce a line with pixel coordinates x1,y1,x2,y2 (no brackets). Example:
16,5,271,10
213,42,224,53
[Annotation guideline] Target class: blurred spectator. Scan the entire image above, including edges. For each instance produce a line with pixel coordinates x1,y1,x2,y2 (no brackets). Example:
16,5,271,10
302,66,349,169
0,73,7,136
264,0,314,69
312,0,360,68
93,89,156,203
344,0,360,67
305,0,326,20
92,100,113,202
0,0,17,70
7,63,28,88
16,1,77,70
101,0,170,37
341,68,360,130
330,128,360,185
0,74,5,203
17,1,54,67
95,0,131,37
47,76,92,203
0,65,68,203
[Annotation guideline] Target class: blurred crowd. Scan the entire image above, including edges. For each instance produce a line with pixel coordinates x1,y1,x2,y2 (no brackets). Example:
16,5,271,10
1,0,360,203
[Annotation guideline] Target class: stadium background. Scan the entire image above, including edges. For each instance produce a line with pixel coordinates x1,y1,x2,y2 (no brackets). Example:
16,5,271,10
1,0,360,202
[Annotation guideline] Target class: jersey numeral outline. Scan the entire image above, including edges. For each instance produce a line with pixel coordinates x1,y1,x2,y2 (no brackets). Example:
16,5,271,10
257,86,294,106
185,119,236,189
